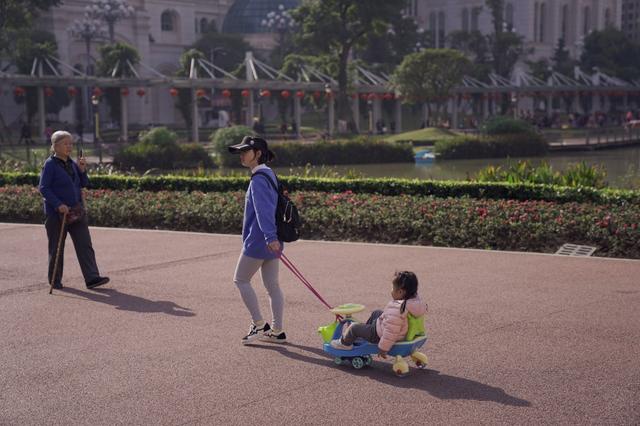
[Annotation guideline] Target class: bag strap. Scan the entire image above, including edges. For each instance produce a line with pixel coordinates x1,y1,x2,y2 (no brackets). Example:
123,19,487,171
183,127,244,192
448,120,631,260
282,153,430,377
251,171,278,193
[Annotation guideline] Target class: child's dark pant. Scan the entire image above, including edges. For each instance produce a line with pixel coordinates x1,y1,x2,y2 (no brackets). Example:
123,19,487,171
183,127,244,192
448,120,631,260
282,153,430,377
341,309,383,345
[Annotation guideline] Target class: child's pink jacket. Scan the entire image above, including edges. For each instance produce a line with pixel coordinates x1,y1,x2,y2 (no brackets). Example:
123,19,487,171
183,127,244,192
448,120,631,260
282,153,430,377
376,296,427,352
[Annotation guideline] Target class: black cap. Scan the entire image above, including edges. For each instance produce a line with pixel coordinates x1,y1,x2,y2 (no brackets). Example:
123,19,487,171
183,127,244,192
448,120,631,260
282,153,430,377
228,136,274,161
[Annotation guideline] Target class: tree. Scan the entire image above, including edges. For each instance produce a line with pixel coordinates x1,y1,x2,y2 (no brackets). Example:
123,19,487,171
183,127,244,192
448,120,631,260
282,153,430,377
447,30,492,80
96,42,140,123
290,0,409,126
393,49,471,119
85,0,134,44
191,32,251,75
175,49,206,139
357,14,430,73
485,0,527,78
0,0,61,54
12,29,71,123
551,37,576,77
579,27,640,81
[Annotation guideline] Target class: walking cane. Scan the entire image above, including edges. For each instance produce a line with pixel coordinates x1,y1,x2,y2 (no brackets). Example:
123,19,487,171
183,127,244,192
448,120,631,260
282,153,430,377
49,211,68,294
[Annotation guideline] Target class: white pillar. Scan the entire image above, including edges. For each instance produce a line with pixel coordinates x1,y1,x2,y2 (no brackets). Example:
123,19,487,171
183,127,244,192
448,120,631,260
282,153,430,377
352,94,360,133
192,88,199,143
294,95,301,138
120,93,128,142
394,99,402,133
328,97,335,136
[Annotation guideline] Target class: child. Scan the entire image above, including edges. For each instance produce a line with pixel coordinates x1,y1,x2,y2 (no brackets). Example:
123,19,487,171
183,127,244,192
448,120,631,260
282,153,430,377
330,271,426,358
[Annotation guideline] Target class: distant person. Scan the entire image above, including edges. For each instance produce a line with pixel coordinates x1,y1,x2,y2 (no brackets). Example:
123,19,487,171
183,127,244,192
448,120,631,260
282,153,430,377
39,130,110,290
291,120,298,137
330,271,427,358
75,122,84,143
390,121,396,134
19,121,32,145
280,122,288,139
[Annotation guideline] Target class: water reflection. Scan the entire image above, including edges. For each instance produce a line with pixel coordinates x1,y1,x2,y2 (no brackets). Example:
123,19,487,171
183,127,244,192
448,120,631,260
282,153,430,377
272,146,640,189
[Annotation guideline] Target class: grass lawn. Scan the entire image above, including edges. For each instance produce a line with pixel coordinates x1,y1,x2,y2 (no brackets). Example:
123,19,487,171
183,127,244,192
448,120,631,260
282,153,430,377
381,127,458,143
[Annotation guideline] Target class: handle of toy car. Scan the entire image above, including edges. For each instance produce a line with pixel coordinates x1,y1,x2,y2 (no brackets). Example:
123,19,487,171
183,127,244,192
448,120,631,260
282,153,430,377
330,303,365,316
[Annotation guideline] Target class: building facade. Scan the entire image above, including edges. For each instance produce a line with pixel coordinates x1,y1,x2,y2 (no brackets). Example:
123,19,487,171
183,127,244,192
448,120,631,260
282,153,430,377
622,0,640,41
406,0,621,60
1,0,235,130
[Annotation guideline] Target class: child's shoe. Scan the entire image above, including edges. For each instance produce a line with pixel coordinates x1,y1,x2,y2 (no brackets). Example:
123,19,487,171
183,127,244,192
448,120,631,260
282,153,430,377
261,329,287,343
241,321,270,345
330,339,353,350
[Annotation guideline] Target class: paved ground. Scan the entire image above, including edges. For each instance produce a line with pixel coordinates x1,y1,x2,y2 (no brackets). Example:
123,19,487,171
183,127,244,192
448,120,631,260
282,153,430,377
1,223,639,425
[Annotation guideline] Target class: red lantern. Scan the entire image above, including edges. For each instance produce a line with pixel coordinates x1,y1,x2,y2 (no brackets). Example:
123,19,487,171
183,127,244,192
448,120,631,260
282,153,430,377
462,93,471,101
196,89,206,98
260,89,271,97
222,89,232,98
313,91,321,100
280,90,290,99
44,87,54,97
295,90,304,99
67,87,77,97
92,87,103,97
325,91,334,99
169,88,179,97
383,93,393,100
14,87,25,97
136,88,145,97
241,89,250,97
367,93,376,101
359,93,367,100
121,87,129,96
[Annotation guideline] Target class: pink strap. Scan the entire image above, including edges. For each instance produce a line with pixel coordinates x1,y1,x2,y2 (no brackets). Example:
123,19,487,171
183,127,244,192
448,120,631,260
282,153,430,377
279,252,342,320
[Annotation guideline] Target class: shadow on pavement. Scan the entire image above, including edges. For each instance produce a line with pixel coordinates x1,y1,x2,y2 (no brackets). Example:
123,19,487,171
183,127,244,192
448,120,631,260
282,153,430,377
252,342,530,407
60,287,195,317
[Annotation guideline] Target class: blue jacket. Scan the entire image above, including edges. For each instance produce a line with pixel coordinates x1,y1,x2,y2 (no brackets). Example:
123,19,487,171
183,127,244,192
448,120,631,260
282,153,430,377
39,156,88,217
243,166,282,259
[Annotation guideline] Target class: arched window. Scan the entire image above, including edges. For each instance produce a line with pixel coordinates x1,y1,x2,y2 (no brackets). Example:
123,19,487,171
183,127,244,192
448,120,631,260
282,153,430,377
505,3,514,27
534,2,539,42
438,11,446,48
561,4,569,41
200,18,208,33
583,6,591,35
462,8,469,32
161,10,175,32
539,2,546,42
429,11,437,43
471,7,481,31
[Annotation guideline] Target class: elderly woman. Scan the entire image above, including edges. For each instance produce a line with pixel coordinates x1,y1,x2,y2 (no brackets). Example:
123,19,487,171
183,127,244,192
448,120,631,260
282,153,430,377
39,130,109,290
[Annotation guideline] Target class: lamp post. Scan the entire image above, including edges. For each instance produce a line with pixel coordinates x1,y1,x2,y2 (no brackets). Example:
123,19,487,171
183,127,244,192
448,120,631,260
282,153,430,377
86,0,134,44
91,95,102,163
261,4,296,61
325,84,335,137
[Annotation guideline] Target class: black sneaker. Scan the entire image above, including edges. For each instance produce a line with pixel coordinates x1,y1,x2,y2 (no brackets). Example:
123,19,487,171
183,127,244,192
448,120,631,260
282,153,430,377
51,282,63,290
87,276,110,289
241,322,270,345
261,330,287,343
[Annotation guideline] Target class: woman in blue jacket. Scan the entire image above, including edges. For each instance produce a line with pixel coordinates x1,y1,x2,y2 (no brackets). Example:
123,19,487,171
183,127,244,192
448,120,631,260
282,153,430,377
228,136,286,344
39,131,109,290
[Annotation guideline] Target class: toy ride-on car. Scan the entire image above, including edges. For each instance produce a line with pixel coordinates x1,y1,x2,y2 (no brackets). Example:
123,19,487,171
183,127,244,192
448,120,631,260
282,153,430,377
318,303,428,376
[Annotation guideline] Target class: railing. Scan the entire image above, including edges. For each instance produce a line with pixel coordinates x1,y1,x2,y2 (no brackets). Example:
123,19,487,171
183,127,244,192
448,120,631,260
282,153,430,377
546,126,640,149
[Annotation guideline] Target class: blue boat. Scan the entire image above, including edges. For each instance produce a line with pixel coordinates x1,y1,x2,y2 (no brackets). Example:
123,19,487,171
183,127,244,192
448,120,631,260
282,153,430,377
414,149,435,163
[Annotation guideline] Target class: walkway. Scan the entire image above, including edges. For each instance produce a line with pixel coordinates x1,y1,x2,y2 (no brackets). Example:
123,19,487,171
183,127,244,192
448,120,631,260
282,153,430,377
1,223,639,424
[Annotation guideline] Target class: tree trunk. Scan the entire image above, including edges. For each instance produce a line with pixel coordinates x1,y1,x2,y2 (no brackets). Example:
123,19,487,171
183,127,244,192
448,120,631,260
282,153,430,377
336,46,353,131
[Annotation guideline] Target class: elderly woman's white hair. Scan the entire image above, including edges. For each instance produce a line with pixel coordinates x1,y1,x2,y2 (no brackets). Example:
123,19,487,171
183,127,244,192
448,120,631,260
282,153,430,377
50,130,73,153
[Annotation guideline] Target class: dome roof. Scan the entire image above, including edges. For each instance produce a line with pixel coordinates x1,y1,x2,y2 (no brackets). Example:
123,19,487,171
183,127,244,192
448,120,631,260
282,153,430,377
222,0,299,34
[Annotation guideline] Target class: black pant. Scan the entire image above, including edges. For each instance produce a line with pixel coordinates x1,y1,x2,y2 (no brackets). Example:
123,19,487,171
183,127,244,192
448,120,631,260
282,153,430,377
45,212,100,286
342,309,383,346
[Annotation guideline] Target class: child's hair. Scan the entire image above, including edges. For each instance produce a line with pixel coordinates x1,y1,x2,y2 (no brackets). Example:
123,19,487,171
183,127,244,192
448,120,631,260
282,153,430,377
393,271,419,313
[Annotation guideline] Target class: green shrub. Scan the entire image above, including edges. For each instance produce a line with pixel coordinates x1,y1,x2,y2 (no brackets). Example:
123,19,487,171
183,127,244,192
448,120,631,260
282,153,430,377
482,116,534,135
270,137,414,167
113,127,213,171
3,171,638,205
211,125,254,167
474,161,607,188
2,185,638,259
435,133,547,159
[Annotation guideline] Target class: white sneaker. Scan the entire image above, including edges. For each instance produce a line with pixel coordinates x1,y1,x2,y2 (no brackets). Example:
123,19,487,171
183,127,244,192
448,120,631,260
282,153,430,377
330,339,353,350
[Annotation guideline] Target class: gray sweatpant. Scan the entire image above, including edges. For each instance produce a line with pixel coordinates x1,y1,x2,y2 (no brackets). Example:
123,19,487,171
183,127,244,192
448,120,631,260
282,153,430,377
233,253,284,330
341,310,383,346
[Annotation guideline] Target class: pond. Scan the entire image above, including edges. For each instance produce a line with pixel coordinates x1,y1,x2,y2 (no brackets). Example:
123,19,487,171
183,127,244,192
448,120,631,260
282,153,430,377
272,146,640,189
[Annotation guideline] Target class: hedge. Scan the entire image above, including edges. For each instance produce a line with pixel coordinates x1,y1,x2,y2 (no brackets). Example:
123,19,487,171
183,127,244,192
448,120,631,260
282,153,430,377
2,185,638,259
435,133,547,159
3,172,639,205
